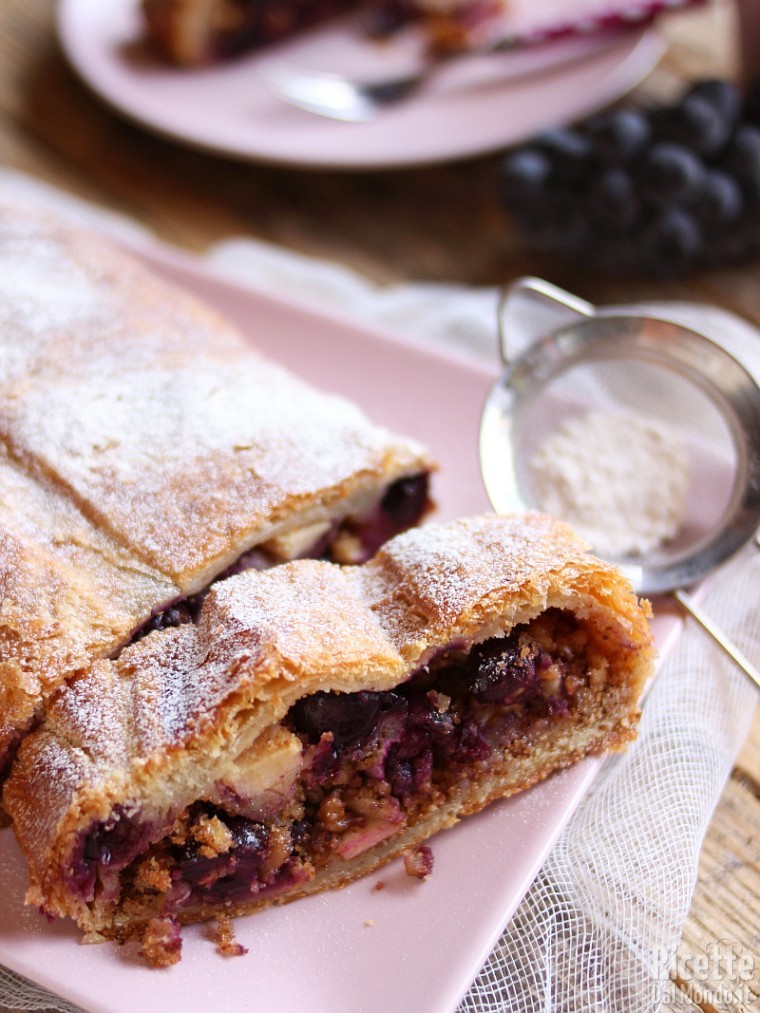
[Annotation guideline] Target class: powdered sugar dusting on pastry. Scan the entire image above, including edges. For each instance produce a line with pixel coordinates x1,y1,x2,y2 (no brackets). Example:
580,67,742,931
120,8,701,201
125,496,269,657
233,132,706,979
362,513,594,635
0,222,103,336
7,359,412,487
0,206,429,580
0,201,430,767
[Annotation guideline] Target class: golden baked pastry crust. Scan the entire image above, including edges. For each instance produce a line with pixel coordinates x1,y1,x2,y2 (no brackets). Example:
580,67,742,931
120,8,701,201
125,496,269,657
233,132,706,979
0,203,431,776
5,513,654,951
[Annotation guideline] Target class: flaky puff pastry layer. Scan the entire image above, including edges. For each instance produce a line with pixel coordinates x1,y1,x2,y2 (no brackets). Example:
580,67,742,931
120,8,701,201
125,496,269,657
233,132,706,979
0,202,430,773
6,514,654,940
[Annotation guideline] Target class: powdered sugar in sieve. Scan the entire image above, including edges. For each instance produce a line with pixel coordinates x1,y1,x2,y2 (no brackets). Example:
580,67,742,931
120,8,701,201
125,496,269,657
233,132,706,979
528,410,690,558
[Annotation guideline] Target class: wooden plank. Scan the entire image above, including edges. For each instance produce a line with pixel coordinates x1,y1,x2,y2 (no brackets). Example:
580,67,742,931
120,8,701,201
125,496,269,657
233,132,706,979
673,775,760,1012
736,703,760,791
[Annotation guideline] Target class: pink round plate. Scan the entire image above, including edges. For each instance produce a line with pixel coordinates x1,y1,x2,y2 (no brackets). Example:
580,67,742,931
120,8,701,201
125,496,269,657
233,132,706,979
57,0,666,169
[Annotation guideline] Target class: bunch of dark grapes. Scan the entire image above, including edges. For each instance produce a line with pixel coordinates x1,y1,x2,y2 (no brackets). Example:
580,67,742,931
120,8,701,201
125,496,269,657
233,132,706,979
499,79,760,277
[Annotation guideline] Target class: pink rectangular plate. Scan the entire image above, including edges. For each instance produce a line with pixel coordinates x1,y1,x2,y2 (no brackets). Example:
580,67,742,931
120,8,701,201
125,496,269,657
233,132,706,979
0,239,679,1013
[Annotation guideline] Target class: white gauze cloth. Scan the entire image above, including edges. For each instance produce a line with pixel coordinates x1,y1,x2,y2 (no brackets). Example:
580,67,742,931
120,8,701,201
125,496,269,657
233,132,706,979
0,169,757,1013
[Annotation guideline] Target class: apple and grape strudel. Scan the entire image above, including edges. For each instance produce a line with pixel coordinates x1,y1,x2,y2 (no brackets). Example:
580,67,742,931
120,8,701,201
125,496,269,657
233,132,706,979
5,513,654,964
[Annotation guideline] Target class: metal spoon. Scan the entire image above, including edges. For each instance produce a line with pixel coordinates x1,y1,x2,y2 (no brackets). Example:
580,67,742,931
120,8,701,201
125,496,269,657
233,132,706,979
257,28,628,121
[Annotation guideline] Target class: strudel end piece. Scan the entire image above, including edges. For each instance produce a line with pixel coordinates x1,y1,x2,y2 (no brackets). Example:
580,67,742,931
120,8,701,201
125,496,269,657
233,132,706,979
0,204,432,786
5,514,654,964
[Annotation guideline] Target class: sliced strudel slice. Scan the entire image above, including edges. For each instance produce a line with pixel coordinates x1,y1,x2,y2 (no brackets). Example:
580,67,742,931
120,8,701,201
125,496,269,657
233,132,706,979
6,514,654,964
0,204,432,785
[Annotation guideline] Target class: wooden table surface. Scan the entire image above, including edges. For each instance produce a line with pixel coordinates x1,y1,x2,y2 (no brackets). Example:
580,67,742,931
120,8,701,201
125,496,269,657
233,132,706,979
0,1,757,1010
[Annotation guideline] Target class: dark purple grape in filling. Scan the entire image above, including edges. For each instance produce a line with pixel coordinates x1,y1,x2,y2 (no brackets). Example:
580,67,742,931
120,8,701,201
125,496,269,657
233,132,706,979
466,638,542,704
228,816,269,853
177,812,267,866
453,719,491,763
130,602,195,644
149,602,194,632
176,813,271,903
83,810,148,869
68,809,156,902
290,819,310,847
404,693,457,746
343,473,430,564
291,691,387,748
380,474,430,532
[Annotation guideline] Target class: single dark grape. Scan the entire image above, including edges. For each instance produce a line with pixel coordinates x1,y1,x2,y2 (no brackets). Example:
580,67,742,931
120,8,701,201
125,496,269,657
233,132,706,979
639,142,706,206
685,79,742,127
500,148,551,205
582,167,641,232
692,169,743,230
587,108,650,162
666,95,731,156
534,128,595,185
639,208,702,276
720,125,760,181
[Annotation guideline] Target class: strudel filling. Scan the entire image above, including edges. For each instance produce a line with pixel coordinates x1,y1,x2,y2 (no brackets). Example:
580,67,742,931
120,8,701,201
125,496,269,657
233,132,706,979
63,608,612,946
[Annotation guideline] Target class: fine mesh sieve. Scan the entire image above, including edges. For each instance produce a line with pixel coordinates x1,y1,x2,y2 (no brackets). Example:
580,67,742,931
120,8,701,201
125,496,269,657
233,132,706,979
480,278,760,687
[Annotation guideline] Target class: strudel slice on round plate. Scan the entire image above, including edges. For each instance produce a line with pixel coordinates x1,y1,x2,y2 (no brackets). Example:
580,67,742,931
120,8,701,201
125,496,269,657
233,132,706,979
142,0,507,65
0,204,432,788
5,514,654,965
140,0,705,67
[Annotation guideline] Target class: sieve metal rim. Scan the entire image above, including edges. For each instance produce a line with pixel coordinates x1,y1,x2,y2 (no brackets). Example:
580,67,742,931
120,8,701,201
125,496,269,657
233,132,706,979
480,299,760,596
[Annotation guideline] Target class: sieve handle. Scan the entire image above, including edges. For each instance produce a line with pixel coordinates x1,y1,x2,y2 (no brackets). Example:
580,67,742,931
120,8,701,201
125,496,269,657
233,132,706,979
673,589,760,692
497,277,594,366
